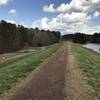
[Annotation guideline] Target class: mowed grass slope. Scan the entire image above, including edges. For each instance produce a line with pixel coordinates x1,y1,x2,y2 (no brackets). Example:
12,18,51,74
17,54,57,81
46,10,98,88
72,43,100,100
0,43,61,96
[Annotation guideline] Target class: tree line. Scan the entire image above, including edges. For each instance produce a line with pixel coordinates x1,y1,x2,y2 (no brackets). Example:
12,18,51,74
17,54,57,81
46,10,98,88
63,32,100,44
0,20,61,53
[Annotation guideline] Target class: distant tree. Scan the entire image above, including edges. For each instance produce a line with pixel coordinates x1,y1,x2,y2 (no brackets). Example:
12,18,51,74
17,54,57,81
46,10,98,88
92,33,100,43
0,20,61,53
73,33,87,44
0,20,21,53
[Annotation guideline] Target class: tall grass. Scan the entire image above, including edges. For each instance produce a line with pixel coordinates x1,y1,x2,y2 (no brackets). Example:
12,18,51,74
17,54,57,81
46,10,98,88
0,43,61,96
72,43,100,100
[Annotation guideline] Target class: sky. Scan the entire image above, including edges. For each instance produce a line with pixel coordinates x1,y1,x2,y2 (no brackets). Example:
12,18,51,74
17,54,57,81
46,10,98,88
0,0,100,35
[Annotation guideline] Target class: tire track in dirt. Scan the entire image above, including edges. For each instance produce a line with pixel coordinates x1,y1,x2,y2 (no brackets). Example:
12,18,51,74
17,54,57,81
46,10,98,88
64,42,87,100
4,43,68,100
2,42,87,100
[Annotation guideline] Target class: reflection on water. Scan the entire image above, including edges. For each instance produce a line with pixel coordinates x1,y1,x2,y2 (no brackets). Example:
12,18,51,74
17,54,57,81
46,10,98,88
83,43,100,53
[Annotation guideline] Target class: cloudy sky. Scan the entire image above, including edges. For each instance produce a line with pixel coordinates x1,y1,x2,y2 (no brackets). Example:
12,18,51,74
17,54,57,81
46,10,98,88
0,0,100,35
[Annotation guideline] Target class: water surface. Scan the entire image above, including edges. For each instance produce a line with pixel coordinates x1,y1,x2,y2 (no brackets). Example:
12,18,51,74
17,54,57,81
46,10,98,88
83,43,100,53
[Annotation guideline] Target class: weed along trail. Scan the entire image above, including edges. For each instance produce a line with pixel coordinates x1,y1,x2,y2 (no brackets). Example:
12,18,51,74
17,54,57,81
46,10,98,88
3,43,86,100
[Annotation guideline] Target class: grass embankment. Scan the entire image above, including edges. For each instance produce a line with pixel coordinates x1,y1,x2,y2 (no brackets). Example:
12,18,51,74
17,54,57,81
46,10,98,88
0,43,61,96
72,43,100,100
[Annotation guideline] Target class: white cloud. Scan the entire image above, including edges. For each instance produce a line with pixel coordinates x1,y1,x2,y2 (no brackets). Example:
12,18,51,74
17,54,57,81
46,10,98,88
32,17,49,29
43,0,100,13
62,23,100,35
32,17,62,31
0,0,12,5
32,16,100,35
32,0,100,35
93,11,100,18
6,20,28,27
43,4,55,13
6,20,17,24
32,11,93,35
57,12,92,24
8,9,16,15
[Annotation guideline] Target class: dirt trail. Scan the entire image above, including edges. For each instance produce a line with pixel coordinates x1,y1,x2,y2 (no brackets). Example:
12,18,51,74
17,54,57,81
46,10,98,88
64,43,87,100
4,43,68,100
3,42,86,100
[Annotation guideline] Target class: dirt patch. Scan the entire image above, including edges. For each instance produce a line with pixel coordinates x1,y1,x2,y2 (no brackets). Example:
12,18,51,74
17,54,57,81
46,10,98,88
3,44,68,100
64,42,87,100
2,42,87,100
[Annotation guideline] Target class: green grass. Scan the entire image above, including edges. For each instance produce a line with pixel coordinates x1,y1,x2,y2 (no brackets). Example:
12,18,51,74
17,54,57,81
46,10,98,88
0,43,61,96
72,43,100,100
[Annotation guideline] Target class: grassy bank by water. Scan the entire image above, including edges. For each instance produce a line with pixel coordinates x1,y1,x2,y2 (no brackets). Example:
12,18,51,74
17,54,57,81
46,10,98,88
0,43,62,96
72,43,100,100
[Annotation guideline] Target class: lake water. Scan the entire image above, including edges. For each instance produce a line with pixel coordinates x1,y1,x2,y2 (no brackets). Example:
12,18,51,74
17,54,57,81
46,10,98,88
83,43,100,53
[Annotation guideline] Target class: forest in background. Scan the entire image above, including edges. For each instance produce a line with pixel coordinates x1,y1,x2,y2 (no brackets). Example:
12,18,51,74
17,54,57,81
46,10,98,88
0,20,61,53
63,32,100,44
0,20,100,54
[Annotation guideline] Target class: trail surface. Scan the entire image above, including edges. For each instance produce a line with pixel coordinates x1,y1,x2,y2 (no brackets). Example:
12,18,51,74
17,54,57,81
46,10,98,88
3,43,86,100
